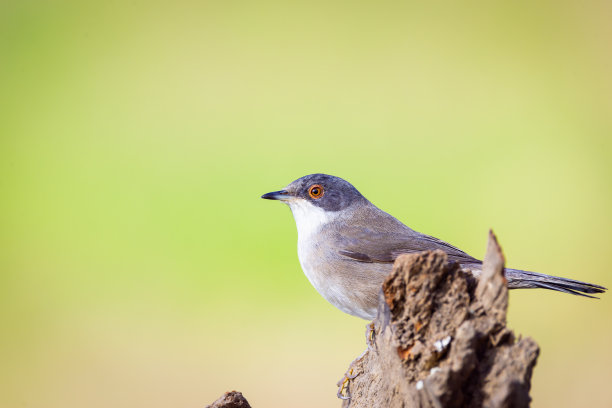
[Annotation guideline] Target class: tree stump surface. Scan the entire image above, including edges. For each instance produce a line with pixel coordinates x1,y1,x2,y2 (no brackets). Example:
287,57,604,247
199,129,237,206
339,231,539,408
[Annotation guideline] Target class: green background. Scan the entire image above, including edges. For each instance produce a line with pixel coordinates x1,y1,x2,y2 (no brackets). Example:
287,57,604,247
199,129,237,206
1,1,610,407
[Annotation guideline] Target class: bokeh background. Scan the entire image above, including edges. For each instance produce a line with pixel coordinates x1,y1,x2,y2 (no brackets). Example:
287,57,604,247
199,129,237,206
1,1,611,407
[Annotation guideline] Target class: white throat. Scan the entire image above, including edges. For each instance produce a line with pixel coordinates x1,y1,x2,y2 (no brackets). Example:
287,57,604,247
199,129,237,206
287,199,338,242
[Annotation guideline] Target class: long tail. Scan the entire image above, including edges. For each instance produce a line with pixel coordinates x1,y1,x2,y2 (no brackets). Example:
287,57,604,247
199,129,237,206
505,268,607,298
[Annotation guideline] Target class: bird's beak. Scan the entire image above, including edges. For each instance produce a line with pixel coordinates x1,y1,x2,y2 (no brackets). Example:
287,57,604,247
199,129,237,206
261,190,290,201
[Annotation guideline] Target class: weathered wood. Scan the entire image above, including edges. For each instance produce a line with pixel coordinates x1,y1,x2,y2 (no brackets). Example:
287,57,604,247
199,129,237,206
205,391,252,408
337,231,539,408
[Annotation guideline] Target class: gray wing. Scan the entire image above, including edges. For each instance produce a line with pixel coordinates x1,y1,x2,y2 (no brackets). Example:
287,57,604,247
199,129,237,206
335,227,481,265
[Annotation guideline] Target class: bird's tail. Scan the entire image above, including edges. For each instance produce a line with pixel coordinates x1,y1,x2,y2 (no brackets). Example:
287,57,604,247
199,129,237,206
505,268,606,298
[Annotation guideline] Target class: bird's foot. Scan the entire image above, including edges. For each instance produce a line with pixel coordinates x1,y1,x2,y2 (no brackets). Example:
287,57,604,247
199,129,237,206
336,368,355,400
365,321,376,349
336,348,368,400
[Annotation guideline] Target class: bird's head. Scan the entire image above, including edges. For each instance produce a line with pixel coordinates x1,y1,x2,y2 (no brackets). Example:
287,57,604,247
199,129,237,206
261,173,366,213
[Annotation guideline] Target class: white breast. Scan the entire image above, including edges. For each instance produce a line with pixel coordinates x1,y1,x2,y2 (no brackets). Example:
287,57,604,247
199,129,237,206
287,199,338,288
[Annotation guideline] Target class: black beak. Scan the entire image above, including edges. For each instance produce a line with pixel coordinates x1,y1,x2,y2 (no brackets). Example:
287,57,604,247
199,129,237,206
261,190,290,200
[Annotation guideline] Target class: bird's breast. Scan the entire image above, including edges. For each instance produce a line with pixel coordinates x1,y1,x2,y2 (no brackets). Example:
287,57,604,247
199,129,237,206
296,233,384,320
288,201,387,320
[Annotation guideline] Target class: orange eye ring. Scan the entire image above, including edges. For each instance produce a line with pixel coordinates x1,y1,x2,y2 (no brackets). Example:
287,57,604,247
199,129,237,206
308,184,324,199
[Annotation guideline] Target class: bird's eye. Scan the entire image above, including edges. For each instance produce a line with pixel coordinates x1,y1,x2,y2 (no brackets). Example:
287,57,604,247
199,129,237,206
308,184,324,199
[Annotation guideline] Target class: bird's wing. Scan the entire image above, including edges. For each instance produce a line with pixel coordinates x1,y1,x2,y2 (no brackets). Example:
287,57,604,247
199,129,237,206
335,227,480,265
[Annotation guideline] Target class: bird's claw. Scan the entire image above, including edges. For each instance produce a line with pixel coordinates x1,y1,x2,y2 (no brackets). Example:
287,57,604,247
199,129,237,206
336,324,374,401
337,368,355,400
365,321,376,349
337,350,368,400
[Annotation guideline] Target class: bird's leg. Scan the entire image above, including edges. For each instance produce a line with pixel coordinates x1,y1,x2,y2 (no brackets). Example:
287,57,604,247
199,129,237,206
336,321,377,400
336,348,368,400
365,321,376,349
336,368,354,400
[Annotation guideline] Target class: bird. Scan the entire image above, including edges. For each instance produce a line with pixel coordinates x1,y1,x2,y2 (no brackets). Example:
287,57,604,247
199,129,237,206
261,173,606,320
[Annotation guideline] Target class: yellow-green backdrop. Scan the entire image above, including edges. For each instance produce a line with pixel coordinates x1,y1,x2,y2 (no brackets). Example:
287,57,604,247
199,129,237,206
1,1,610,407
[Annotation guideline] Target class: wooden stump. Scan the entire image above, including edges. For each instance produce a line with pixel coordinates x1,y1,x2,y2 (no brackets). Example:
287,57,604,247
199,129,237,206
338,231,539,408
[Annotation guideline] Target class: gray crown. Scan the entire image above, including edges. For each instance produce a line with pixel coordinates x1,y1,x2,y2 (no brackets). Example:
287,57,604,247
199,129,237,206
286,173,367,212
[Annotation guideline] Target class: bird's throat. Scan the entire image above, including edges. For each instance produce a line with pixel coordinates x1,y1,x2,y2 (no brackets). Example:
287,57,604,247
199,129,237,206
288,199,338,243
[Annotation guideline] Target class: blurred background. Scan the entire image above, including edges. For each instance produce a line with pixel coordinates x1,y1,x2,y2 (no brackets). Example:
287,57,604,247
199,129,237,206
1,1,611,407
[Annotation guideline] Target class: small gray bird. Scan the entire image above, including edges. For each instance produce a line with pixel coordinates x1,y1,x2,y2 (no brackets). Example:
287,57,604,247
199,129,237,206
262,173,606,320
